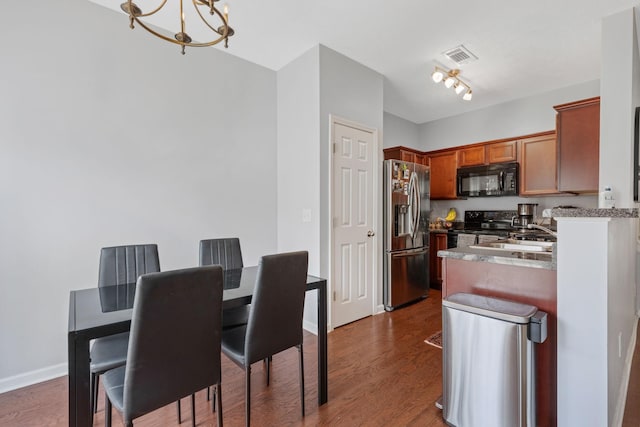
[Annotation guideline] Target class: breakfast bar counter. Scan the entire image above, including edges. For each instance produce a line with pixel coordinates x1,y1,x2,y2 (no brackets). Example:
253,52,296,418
439,243,558,426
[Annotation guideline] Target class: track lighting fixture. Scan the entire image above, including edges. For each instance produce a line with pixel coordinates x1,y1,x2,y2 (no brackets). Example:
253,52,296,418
431,66,473,101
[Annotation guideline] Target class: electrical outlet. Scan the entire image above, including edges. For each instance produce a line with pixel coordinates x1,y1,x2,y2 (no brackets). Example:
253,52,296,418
302,209,312,223
618,332,622,358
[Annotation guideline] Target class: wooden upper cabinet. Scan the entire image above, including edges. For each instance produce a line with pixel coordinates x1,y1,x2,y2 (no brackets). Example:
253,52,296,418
383,146,427,165
458,146,485,167
519,132,559,196
554,97,600,193
458,141,517,167
414,153,428,166
487,140,517,163
429,151,458,199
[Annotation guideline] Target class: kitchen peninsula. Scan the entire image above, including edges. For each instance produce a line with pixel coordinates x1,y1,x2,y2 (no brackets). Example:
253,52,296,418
438,243,558,426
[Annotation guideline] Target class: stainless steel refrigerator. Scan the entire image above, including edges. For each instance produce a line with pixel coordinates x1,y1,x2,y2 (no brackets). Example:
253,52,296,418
383,159,430,311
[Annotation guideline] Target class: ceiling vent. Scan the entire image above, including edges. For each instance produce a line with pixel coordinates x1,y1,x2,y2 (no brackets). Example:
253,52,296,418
443,45,478,65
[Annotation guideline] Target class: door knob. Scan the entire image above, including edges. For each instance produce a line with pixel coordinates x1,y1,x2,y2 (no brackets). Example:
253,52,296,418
367,230,375,237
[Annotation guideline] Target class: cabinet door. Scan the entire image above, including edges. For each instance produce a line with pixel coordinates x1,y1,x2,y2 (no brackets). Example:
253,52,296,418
429,233,448,290
384,146,420,164
555,97,600,192
519,133,559,196
487,140,517,163
415,153,427,165
458,146,485,167
429,151,458,199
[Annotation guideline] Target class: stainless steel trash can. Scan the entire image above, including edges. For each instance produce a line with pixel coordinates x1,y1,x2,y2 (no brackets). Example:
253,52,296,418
442,293,547,427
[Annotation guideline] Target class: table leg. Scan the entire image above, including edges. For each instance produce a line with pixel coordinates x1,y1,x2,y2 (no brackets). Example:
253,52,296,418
68,332,91,427
317,280,328,405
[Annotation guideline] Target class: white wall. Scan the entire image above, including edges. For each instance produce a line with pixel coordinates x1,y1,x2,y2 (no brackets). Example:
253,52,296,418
318,46,384,315
0,0,277,389
383,112,419,149
418,80,600,151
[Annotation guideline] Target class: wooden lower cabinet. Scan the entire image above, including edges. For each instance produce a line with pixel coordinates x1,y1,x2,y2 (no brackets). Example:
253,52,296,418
429,151,458,199
429,232,448,290
519,132,559,196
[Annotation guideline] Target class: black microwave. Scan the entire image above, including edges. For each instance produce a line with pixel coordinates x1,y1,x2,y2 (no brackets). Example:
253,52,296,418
457,163,519,197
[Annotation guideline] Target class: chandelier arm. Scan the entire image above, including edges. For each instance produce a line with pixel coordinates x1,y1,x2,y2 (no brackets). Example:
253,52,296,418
192,0,229,37
130,16,228,46
127,0,168,18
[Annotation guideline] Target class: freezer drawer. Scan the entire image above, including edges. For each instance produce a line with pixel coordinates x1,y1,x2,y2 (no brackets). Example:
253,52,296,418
384,247,429,310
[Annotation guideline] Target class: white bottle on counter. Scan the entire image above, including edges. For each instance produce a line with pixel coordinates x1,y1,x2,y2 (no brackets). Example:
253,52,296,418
599,186,615,208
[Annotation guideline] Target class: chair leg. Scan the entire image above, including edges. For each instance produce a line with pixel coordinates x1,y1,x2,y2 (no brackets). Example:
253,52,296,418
265,357,270,386
211,385,216,413
91,373,98,414
191,393,196,427
176,399,182,424
105,392,112,427
245,366,251,427
298,344,305,417
216,383,223,427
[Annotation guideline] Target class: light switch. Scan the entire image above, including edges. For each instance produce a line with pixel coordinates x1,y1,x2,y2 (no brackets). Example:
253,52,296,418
302,208,312,223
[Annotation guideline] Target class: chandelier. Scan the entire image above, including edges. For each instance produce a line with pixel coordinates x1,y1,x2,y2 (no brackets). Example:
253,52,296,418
120,0,234,55
431,66,473,101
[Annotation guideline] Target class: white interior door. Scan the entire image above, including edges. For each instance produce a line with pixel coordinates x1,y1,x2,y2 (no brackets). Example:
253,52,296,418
332,120,375,327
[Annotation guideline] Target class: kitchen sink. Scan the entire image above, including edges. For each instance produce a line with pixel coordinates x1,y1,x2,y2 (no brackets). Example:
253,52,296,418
469,239,555,253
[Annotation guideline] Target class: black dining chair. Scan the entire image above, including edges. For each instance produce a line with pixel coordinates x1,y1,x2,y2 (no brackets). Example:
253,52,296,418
221,251,309,427
199,238,249,329
102,265,225,427
90,244,160,415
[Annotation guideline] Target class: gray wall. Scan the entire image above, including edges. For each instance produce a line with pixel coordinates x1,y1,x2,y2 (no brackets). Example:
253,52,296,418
276,46,322,330
0,0,277,388
418,81,601,217
383,112,419,149
276,45,384,328
319,45,385,314
418,80,600,151
600,7,639,425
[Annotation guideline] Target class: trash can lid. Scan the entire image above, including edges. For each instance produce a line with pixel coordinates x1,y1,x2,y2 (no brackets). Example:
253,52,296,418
443,292,538,324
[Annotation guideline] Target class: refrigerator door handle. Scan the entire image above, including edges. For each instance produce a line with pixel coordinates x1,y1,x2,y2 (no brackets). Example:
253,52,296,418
408,171,419,240
413,172,421,240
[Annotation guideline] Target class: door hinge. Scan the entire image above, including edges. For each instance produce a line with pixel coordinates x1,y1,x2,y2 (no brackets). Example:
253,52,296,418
333,142,337,154
333,291,336,301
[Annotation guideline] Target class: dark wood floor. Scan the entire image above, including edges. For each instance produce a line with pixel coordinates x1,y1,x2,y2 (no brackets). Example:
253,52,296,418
1,291,639,426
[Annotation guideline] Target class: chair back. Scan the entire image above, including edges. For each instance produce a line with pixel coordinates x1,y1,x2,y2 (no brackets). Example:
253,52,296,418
98,244,160,287
122,266,224,422
199,238,243,269
244,251,308,364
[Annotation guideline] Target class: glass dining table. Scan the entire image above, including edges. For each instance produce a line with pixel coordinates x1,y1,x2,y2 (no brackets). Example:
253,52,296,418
67,266,328,427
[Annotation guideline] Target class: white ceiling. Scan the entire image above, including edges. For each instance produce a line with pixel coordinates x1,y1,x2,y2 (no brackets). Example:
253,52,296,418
90,0,639,124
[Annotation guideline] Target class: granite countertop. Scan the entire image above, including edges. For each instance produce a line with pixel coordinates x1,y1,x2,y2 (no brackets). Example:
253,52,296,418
438,246,556,270
551,207,638,218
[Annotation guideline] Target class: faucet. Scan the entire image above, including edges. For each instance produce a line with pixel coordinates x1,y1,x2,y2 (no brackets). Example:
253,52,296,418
527,223,558,238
